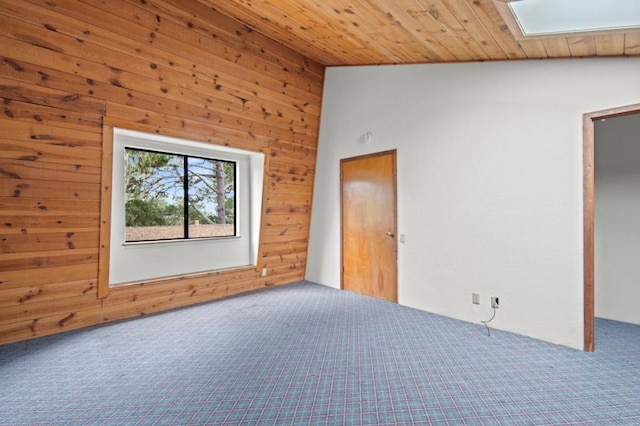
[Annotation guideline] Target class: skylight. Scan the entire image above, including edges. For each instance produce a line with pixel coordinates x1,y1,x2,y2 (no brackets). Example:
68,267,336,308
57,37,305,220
508,0,640,37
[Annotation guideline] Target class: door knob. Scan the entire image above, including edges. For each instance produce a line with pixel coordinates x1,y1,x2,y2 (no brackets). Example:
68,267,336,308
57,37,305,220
386,232,395,238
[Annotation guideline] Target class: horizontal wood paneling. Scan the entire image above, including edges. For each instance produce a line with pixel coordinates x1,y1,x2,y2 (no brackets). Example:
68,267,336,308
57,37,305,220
1,231,99,254
0,271,297,343
2,100,103,132
0,75,106,115
0,179,100,200
0,139,102,168
0,263,98,289
0,0,323,344
0,279,97,308
0,248,99,272
0,160,101,184
1,215,100,235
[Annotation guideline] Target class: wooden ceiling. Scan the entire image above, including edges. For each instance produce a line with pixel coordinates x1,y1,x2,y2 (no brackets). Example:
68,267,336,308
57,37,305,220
200,0,640,66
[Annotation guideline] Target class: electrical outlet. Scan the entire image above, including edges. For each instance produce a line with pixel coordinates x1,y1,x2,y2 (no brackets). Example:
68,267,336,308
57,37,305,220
261,268,267,277
491,296,499,309
472,292,480,305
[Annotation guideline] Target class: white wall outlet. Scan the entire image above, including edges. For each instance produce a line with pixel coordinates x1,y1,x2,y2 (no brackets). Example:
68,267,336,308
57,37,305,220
491,296,499,309
472,292,480,305
261,268,267,277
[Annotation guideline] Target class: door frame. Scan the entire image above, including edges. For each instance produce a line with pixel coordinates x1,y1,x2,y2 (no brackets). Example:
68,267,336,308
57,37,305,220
583,102,640,352
340,149,398,301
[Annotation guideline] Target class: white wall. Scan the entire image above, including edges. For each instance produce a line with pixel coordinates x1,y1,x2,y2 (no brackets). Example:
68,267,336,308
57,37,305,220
595,114,640,325
306,58,640,349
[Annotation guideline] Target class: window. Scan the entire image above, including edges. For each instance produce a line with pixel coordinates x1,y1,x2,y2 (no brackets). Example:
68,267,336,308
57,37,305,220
504,0,640,37
108,128,265,286
124,148,236,242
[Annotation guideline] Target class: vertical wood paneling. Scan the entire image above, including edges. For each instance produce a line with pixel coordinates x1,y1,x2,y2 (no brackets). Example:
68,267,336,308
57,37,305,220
0,0,323,344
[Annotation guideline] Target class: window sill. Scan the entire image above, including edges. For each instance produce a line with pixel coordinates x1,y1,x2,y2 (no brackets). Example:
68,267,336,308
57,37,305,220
108,264,258,288
122,236,241,247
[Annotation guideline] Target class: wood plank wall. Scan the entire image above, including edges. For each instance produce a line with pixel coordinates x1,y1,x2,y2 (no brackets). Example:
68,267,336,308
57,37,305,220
0,0,324,344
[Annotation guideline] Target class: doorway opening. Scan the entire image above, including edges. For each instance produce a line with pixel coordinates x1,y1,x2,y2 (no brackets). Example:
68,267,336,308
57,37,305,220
583,103,640,352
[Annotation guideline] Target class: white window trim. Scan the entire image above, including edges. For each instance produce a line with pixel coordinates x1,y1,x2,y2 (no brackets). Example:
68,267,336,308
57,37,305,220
109,128,264,286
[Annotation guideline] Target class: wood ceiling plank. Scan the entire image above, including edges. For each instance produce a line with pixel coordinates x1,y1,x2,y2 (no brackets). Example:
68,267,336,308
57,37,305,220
196,0,635,66
366,1,456,62
567,36,597,57
136,0,325,78
517,38,549,58
594,33,626,56
270,0,389,64
541,38,572,58
467,0,528,59
301,0,417,63
440,0,508,60
412,0,490,61
625,32,640,55
365,0,458,62
198,0,346,65
301,0,433,64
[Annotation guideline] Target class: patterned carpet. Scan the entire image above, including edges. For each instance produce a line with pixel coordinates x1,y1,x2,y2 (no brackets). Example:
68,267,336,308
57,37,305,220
1,281,639,425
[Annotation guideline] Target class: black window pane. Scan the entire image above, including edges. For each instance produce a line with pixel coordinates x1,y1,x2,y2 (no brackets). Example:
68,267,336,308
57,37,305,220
124,149,185,241
187,157,235,238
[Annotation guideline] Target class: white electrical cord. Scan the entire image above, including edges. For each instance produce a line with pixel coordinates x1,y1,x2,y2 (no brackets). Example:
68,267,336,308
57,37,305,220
481,307,497,337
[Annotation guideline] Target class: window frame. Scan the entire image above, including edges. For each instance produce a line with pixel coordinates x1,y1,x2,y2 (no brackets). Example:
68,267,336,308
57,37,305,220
99,127,266,291
123,146,238,243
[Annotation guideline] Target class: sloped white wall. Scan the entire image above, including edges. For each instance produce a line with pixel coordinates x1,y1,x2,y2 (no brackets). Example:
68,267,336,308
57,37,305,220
595,114,640,325
306,58,640,349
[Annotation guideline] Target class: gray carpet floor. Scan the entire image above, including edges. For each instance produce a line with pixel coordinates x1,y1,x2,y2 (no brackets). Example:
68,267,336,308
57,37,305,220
1,281,639,425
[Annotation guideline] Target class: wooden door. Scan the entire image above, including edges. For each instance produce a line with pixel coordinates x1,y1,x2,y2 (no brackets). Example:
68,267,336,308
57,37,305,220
341,150,398,302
